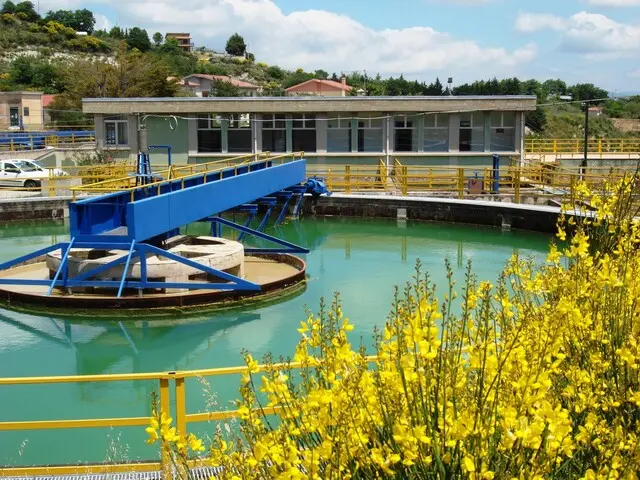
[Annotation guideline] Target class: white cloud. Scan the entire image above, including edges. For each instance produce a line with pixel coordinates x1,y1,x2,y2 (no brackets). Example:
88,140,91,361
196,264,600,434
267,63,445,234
516,13,567,32
517,11,640,58
99,0,535,79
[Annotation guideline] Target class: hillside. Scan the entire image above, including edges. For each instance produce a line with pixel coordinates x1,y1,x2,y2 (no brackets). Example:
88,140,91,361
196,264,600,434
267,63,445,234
1,1,640,138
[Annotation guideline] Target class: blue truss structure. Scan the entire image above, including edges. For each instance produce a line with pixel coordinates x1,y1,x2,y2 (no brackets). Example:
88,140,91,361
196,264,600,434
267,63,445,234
0,156,330,298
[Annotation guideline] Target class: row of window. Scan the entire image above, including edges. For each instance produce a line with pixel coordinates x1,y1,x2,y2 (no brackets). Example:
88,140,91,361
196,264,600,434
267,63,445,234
105,112,517,153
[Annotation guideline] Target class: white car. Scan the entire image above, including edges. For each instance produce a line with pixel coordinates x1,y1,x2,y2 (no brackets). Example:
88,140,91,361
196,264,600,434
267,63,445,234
0,159,64,189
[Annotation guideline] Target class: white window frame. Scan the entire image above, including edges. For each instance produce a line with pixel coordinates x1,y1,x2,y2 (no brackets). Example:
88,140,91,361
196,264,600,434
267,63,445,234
292,114,316,130
357,114,383,152
105,116,129,146
328,114,352,152
489,112,516,152
197,114,223,130
424,113,449,152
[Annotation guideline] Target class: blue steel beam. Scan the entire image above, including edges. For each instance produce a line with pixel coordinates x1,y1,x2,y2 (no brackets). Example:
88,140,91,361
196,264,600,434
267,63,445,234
71,159,306,243
212,217,309,254
0,243,64,272
47,239,75,296
117,240,136,298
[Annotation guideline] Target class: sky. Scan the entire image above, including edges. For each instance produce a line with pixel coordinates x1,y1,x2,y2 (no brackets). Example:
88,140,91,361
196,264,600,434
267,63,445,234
32,0,640,92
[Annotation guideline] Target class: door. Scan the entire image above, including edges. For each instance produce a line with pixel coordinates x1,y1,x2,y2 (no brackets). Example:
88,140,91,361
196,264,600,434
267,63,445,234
9,107,20,128
459,129,472,152
0,162,22,186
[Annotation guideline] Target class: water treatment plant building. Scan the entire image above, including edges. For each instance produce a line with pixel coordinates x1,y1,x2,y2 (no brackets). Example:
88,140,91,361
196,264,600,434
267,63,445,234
82,95,537,166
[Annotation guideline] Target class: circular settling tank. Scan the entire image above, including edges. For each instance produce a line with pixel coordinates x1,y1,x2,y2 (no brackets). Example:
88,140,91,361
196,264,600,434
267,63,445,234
0,216,550,467
0,234,306,315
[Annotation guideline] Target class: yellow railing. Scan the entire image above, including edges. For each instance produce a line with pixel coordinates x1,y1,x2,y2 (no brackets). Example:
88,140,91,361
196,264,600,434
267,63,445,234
70,152,303,201
525,137,640,155
0,356,375,478
315,160,633,203
0,133,96,152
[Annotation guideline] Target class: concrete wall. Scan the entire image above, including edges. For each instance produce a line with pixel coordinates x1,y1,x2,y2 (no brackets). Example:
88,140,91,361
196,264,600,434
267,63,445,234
0,194,559,235
0,197,69,221
146,117,189,164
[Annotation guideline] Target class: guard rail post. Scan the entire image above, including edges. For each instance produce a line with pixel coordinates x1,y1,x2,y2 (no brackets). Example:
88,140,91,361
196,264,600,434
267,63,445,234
345,165,351,194
514,168,521,204
457,168,464,200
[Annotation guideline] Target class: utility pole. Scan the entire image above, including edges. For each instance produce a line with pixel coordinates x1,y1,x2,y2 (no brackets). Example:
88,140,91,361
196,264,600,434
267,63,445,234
581,100,590,180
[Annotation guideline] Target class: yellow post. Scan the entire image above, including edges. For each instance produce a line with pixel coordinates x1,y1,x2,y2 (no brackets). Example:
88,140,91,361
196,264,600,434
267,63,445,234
10,138,13,151
72,132,75,144
175,377,187,437
428,168,433,189
514,168,521,204
327,169,333,190
345,165,351,194
159,378,171,480
49,169,54,197
457,168,464,199
402,166,408,196
598,138,602,153
570,174,576,206
553,139,557,153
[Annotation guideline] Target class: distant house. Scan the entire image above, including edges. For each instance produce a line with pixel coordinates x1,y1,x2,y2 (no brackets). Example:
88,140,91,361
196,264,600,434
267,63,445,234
285,78,353,97
0,92,44,130
588,106,603,117
165,33,194,53
41,94,57,126
181,74,260,97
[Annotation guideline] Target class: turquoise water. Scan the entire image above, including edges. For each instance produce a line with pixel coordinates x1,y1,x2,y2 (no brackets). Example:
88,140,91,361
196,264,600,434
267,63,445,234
0,217,550,466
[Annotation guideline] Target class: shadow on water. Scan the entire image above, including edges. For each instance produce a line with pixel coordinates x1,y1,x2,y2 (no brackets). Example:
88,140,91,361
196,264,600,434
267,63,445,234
0,310,261,377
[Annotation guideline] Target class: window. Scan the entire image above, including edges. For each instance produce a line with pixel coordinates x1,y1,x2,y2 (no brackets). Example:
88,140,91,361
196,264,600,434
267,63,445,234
459,112,484,152
23,107,30,117
424,114,449,152
357,115,383,152
292,114,316,152
490,111,516,151
262,114,286,153
327,115,351,152
197,114,222,153
394,115,417,152
105,116,128,146
228,114,252,153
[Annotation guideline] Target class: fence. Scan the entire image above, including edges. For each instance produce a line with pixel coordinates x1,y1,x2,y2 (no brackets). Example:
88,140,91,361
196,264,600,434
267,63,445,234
524,137,640,155
309,159,634,204
0,131,96,152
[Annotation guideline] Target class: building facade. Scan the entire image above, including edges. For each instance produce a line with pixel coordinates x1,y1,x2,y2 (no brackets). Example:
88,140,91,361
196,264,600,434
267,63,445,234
165,33,193,53
285,78,353,97
83,96,536,166
181,74,260,97
0,92,44,131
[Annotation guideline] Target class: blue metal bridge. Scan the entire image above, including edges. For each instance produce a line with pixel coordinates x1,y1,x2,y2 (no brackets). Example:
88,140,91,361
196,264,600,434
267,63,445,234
0,152,330,297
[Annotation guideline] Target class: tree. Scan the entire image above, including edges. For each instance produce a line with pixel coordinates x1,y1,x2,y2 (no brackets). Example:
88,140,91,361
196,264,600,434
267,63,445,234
152,32,163,46
127,27,151,52
225,33,246,56
210,78,240,97
526,108,547,133
569,83,609,102
14,1,38,21
109,26,124,39
73,8,95,34
1,1,15,13
314,69,328,80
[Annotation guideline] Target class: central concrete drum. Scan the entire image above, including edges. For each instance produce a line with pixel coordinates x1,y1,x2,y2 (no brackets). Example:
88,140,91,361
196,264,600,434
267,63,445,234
46,236,245,293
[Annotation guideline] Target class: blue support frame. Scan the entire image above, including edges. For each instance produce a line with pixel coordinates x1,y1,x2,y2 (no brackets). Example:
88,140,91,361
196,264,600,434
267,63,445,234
0,241,261,293
208,217,309,254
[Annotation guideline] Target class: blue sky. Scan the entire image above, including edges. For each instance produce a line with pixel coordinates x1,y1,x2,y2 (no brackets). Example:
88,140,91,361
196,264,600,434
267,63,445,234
39,0,640,91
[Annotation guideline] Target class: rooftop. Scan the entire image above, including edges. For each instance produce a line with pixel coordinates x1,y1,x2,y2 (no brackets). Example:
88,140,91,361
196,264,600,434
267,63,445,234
183,74,260,89
285,78,353,92
82,95,537,115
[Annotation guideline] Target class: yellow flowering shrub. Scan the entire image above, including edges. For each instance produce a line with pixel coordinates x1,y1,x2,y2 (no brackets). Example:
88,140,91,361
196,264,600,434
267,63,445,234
147,175,640,479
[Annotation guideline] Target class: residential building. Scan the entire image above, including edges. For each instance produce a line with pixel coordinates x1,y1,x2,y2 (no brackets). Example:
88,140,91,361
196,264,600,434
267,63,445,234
588,106,603,117
165,33,193,53
285,78,353,97
83,95,536,167
181,74,261,97
0,92,44,131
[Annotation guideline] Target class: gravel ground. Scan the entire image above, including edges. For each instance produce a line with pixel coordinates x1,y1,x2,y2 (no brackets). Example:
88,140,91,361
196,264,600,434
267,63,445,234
0,190,41,199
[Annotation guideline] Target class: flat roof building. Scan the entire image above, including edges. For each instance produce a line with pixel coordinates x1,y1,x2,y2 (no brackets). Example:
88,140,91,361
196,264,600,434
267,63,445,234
82,95,536,166
0,92,45,131
165,33,193,53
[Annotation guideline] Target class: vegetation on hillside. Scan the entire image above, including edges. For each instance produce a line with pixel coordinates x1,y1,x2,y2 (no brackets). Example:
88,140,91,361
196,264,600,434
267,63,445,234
1,3,639,137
